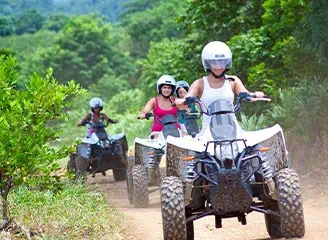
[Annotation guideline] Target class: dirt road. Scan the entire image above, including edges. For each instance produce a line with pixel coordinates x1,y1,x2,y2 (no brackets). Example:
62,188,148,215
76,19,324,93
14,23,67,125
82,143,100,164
89,172,328,240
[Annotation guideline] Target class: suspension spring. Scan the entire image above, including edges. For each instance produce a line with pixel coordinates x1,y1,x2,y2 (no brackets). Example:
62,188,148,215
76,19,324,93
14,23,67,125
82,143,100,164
262,156,273,179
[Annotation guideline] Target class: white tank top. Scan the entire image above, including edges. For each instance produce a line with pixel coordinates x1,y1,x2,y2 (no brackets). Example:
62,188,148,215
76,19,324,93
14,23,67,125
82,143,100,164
86,112,104,138
200,76,235,132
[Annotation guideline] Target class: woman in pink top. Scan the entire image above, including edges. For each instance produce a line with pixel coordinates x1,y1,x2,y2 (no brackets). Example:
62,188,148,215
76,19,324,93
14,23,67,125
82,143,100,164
138,75,180,132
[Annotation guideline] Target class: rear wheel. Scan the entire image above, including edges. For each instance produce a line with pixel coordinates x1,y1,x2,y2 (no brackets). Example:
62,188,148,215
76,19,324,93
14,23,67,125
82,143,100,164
161,176,191,240
67,154,76,172
265,168,305,238
113,169,126,181
126,156,135,205
75,155,89,181
132,164,149,208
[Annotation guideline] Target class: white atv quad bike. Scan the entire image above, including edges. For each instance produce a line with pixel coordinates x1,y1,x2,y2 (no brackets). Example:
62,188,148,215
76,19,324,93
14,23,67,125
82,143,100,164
127,112,200,208
161,93,305,240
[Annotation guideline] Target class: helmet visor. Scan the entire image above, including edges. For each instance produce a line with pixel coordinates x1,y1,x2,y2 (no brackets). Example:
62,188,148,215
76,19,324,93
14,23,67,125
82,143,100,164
206,59,232,69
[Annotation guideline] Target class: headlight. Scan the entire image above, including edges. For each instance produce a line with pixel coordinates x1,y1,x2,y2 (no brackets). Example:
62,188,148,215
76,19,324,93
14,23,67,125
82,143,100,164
215,142,239,161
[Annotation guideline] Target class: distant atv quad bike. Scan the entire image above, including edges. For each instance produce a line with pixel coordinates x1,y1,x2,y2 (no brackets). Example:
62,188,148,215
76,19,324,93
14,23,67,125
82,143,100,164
127,112,200,208
67,121,128,181
161,93,305,240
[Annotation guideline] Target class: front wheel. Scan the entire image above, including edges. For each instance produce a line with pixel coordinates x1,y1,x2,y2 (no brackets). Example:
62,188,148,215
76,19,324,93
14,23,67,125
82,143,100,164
161,176,192,240
132,165,149,208
265,168,305,238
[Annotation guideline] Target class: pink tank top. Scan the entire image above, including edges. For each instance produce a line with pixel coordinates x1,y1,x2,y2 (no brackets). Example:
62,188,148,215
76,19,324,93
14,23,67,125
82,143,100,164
152,97,180,132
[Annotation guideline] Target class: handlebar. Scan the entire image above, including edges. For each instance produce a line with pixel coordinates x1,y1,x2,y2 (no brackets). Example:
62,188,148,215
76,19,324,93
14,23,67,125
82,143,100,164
82,119,119,128
137,112,154,120
184,92,270,115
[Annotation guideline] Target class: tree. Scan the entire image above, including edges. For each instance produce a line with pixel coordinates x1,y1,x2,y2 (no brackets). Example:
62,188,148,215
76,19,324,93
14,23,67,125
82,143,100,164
138,38,196,98
15,9,46,35
0,15,15,36
120,0,186,58
43,13,70,32
0,0,54,16
38,15,136,87
0,56,82,228
300,0,328,64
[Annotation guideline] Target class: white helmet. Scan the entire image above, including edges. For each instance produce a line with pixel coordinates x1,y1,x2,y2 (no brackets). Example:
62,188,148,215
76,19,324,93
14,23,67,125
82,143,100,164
175,81,190,96
201,41,232,71
156,75,176,95
90,97,103,109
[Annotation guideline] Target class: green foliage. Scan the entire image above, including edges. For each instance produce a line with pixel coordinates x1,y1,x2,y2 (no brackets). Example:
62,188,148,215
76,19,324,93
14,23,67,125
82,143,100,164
0,0,53,16
0,30,57,87
262,0,309,40
180,0,264,41
15,9,46,35
228,28,271,81
268,80,328,139
0,0,129,22
0,56,82,222
239,113,269,131
54,0,131,22
37,15,135,87
106,89,146,115
42,13,70,32
8,184,125,239
0,30,56,63
0,15,15,36
121,0,186,57
299,0,328,63
138,38,196,98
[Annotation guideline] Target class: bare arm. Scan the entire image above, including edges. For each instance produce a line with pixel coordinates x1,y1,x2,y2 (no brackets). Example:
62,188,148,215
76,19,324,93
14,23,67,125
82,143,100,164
175,79,203,108
101,113,118,123
228,75,265,97
186,79,202,98
138,97,155,119
232,76,248,95
77,113,91,126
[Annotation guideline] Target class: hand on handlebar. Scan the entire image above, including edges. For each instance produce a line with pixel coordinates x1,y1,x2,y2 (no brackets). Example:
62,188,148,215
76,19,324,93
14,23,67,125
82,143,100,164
110,119,119,124
249,97,271,102
138,112,153,120
174,98,186,107
250,91,271,102
239,92,271,102
137,112,146,120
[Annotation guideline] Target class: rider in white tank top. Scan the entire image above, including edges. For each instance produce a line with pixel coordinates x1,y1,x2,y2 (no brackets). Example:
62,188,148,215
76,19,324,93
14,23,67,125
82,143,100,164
200,76,234,132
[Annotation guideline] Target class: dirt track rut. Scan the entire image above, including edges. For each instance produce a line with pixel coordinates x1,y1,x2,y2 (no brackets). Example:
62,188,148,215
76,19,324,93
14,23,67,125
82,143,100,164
89,172,328,240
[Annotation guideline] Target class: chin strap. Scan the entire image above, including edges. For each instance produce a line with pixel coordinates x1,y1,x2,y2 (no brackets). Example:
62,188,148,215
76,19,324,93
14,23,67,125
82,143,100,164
207,69,229,78
161,94,171,99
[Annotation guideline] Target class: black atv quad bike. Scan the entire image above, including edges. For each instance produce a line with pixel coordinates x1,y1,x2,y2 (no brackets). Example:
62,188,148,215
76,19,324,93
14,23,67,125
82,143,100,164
67,121,128,181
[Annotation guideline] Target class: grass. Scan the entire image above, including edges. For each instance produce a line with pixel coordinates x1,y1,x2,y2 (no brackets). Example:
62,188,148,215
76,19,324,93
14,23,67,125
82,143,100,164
2,183,127,240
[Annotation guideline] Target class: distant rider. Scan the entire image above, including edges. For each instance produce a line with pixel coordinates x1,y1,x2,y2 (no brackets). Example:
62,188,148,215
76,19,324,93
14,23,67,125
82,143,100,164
77,97,118,138
175,80,199,133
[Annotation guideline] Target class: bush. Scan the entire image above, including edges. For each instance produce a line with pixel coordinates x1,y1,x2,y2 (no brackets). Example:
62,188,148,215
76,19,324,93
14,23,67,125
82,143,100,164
268,79,328,139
